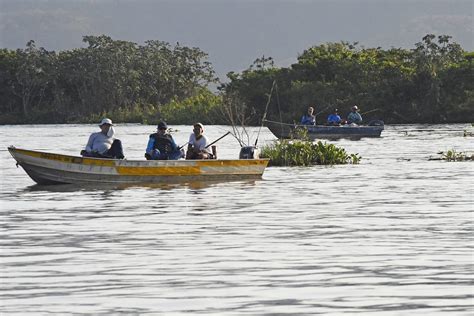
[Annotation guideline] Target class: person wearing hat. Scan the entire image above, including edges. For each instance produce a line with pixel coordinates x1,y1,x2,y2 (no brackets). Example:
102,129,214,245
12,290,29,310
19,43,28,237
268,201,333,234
326,109,342,126
346,105,363,125
145,121,183,160
82,118,124,159
186,123,212,159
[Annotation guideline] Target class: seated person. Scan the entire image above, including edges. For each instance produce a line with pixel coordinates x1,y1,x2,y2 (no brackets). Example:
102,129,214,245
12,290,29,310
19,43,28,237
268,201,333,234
186,123,213,160
327,109,342,126
81,118,124,159
145,121,183,160
346,105,363,125
300,106,316,125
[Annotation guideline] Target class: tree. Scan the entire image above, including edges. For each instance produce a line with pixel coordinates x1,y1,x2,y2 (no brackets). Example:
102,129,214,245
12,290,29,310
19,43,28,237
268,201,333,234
12,40,56,117
412,34,464,122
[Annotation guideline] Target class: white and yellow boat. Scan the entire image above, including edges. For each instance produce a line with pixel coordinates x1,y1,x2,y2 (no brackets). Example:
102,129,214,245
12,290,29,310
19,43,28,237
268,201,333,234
8,146,269,185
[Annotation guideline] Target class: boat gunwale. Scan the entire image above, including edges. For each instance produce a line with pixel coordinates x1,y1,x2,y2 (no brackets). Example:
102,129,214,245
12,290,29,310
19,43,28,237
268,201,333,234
8,146,270,166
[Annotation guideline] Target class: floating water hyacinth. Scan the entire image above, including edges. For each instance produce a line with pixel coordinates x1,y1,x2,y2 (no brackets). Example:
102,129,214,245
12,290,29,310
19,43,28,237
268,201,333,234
260,139,361,166
430,149,474,161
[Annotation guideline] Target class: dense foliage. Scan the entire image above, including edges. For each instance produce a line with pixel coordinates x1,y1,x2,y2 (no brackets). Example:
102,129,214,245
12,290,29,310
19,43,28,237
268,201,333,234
0,34,472,125
0,35,219,124
221,34,474,124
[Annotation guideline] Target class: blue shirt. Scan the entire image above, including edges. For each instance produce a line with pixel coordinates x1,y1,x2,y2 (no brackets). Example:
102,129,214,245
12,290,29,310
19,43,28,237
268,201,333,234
327,114,341,124
300,114,316,125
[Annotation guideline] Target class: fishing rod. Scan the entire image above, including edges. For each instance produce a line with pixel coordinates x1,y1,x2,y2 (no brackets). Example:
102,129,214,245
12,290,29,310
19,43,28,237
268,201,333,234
178,142,189,150
314,104,332,116
228,131,245,147
179,131,231,151
263,119,298,126
361,108,380,115
255,80,277,147
205,131,231,149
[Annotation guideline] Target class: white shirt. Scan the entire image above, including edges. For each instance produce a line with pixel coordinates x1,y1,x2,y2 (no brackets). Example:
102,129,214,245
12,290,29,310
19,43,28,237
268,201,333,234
188,133,211,153
85,132,114,154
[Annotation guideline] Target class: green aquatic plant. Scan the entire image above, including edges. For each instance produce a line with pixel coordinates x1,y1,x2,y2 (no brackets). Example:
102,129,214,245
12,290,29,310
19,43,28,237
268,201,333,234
260,139,361,166
431,149,474,161
442,149,473,161
289,127,309,140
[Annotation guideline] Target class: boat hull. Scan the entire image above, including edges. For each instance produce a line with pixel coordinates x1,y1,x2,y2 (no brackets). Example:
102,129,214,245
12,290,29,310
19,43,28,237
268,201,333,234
266,120,384,140
8,147,269,185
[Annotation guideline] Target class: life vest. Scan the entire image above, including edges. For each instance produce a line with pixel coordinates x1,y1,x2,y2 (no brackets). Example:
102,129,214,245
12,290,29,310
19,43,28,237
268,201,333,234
150,133,174,153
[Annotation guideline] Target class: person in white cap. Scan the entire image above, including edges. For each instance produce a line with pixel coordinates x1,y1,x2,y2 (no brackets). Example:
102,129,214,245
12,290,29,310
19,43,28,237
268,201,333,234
186,122,212,159
81,118,124,159
346,105,363,125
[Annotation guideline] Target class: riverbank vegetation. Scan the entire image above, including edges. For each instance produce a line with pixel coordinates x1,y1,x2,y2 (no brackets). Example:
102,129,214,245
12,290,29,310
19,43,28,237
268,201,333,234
221,34,473,125
0,34,472,125
0,35,221,124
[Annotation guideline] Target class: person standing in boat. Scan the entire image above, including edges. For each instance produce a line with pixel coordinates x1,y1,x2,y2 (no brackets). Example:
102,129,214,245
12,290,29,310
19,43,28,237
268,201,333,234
145,121,183,160
82,118,124,159
300,106,316,125
346,105,363,125
186,123,213,159
327,109,342,126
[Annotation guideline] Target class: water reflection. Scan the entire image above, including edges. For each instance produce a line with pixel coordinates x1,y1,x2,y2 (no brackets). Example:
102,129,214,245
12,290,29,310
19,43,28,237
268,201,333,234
21,179,259,193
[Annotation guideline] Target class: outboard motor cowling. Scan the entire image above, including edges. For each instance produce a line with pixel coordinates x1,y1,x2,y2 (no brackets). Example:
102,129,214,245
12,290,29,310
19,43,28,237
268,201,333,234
239,146,260,159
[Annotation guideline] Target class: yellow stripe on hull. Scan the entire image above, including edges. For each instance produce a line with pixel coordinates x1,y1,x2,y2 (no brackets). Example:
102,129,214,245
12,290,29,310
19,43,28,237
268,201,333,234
13,148,116,167
116,166,202,176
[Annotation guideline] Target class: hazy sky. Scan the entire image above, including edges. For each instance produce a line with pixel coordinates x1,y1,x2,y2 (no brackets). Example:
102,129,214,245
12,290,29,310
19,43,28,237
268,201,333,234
1,0,472,80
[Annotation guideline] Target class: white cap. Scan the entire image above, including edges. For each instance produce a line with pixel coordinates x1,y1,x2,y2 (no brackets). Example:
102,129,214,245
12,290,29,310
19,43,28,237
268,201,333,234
194,122,204,130
99,118,114,126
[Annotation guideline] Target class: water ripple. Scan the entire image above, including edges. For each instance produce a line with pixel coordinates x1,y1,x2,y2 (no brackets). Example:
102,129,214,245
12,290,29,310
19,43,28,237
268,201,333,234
1,124,473,314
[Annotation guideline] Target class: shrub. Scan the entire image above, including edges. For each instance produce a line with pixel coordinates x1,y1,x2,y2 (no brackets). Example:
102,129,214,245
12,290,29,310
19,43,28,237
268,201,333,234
159,89,223,125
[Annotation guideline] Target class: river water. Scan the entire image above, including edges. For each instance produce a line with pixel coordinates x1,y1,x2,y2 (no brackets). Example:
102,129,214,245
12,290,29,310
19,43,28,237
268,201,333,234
0,124,473,315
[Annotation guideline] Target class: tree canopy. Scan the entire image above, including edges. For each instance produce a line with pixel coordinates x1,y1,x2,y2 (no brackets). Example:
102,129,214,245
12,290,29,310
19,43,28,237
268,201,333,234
0,35,217,124
221,34,473,124
0,34,472,125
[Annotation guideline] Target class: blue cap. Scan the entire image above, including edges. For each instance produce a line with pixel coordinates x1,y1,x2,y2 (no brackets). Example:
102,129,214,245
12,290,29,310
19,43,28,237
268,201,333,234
157,122,168,130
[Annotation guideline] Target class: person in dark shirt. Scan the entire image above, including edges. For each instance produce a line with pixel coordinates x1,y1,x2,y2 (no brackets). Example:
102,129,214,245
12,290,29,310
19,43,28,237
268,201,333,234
145,122,183,160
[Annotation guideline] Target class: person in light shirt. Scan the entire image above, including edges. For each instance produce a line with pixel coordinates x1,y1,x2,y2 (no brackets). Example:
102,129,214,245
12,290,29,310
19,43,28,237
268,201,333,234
346,105,363,125
186,123,213,159
82,118,124,159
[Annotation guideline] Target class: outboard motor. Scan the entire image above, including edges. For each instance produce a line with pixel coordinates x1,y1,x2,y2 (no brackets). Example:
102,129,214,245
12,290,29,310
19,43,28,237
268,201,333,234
239,146,260,159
